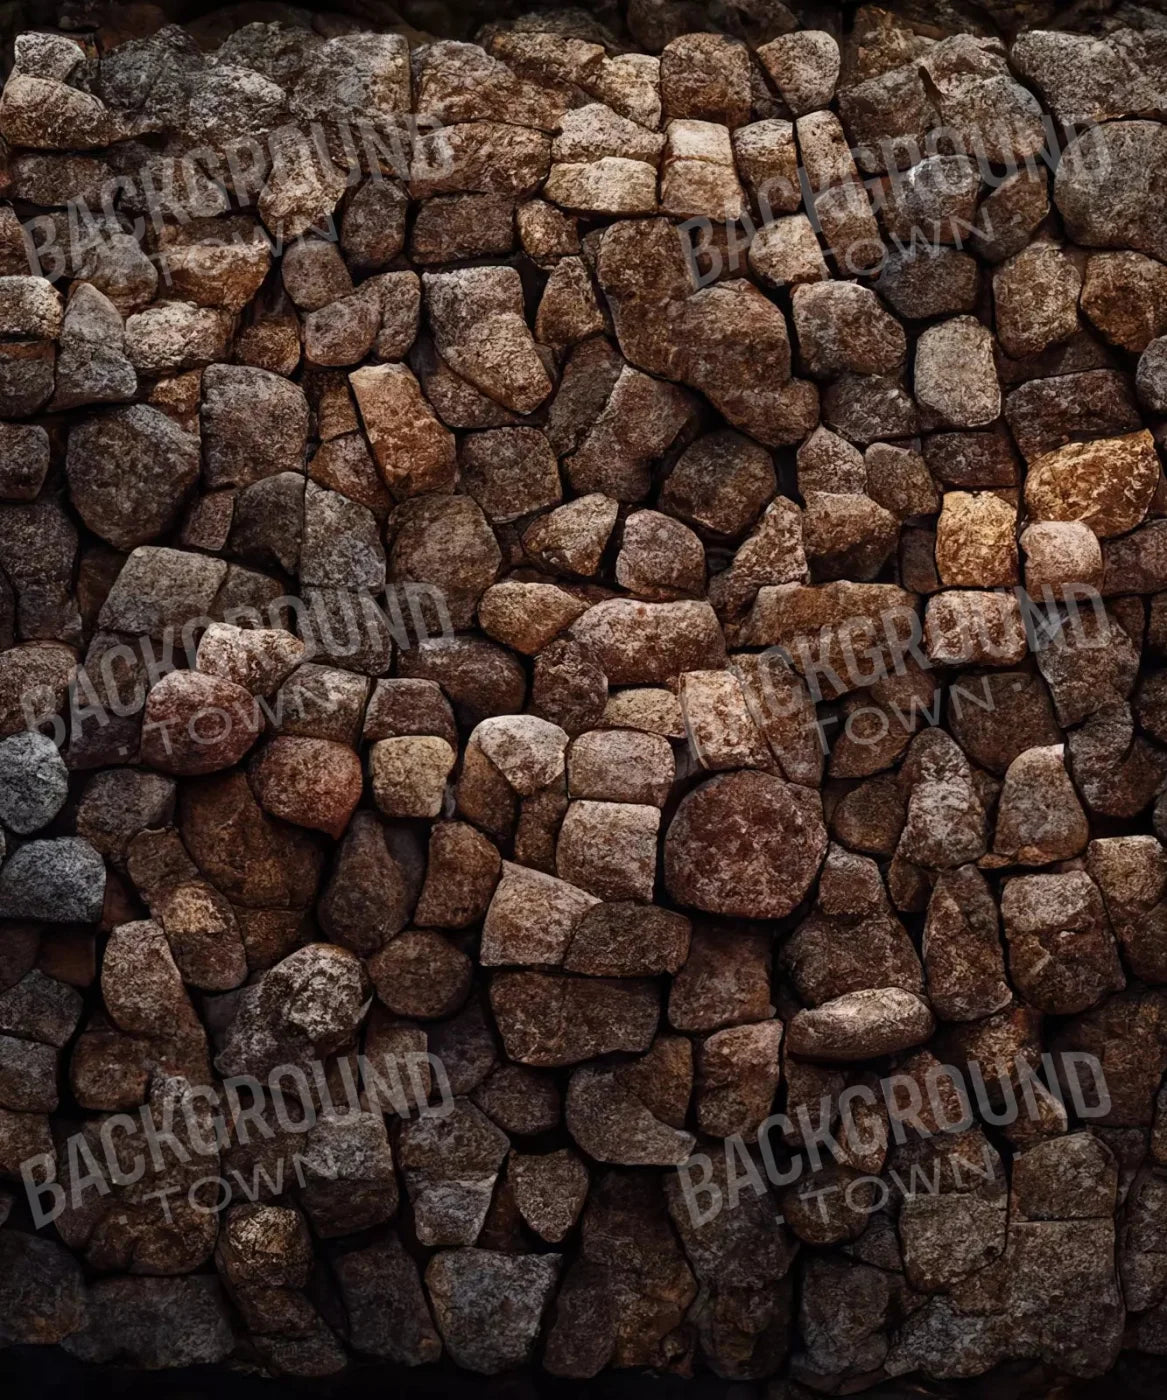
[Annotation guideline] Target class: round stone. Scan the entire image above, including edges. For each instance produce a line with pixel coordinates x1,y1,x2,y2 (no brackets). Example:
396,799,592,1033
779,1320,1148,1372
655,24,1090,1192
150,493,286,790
141,670,263,776
249,736,363,839
664,770,828,918
0,730,68,834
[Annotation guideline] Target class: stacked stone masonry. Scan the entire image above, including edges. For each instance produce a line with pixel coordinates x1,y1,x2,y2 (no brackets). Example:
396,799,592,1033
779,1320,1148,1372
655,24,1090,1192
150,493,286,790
3,0,1167,1389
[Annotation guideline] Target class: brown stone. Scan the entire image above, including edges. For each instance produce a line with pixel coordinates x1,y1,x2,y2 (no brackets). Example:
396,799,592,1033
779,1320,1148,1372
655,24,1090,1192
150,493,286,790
249,736,363,839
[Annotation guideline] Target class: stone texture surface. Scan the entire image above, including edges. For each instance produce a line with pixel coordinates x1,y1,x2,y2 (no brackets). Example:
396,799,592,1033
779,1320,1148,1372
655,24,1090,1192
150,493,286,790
0,6,1160,1390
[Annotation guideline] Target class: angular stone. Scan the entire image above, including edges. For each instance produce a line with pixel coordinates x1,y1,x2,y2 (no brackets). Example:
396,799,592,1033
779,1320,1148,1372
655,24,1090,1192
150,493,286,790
350,363,457,499
479,582,588,656
992,746,1089,866
923,865,1011,1022
51,282,136,411
1034,606,1138,727
76,770,175,866
1025,430,1159,538
793,282,906,380
547,157,657,215
489,970,658,1066
557,800,660,902
730,120,797,217
566,1062,695,1167
424,266,552,415
389,494,500,629
616,510,705,600
481,861,598,967
217,943,369,1080
399,637,526,729
460,428,561,525
412,120,551,199
425,1249,560,1375
370,736,456,819
661,431,775,540
1088,836,1167,984
101,918,194,1036
571,599,725,685
668,926,772,1033
661,32,750,127
509,1149,589,1242
1002,871,1124,1015
748,214,829,289
332,1234,441,1364
882,155,980,247
822,374,918,445
473,1063,560,1137
196,623,304,696
151,878,248,991
201,364,308,489
415,822,500,931
660,119,745,220
758,30,839,114
1055,120,1167,264
318,811,421,956
1081,251,1167,354
563,901,690,978
1069,702,1167,820
524,494,619,577
473,715,569,797
935,490,1018,587
125,302,230,375
565,366,695,503
1005,369,1141,466
697,1020,783,1138
923,590,1027,667
566,728,675,806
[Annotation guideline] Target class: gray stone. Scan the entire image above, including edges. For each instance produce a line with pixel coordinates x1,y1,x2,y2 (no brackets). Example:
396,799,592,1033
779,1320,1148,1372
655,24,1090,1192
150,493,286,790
0,730,68,834
0,837,105,921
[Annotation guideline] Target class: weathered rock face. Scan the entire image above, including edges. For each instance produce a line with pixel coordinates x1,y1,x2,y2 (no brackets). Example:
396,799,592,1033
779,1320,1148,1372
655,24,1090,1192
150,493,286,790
0,5,1163,1391
664,771,827,918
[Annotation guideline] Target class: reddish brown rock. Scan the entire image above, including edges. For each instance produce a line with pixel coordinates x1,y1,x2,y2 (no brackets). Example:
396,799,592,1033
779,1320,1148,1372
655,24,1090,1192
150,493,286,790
489,970,659,1066
415,822,501,930
935,491,1018,587
557,800,660,902
696,1020,782,1138
350,363,457,498
249,736,363,839
665,771,826,918
923,865,1011,1022
1025,431,1159,538
141,670,263,777
787,988,936,1061
1002,872,1125,1015
509,1149,589,1242
368,930,472,1020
